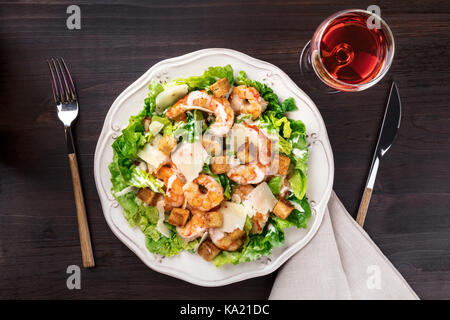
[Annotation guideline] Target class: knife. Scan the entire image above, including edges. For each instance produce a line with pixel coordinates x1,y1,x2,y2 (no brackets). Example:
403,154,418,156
356,82,402,227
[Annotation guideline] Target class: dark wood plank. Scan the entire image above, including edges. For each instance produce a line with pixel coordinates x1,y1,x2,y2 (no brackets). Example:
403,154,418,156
0,0,449,299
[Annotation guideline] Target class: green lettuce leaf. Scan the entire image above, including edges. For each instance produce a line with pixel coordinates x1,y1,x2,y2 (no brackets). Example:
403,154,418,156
278,136,293,155
201,163,233,199
144,80,165,116
173,110,204,143
268,176,283,196
289,169,307,200
112,115,146,160
259,111,292,138
151,115,174,135
273,196,311,230
109,152,131,192
129,168,165,193
213,217,285,268
144,224,200,257
170,65,234,91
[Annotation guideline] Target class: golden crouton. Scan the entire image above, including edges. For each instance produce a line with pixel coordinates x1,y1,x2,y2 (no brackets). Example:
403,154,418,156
158,135,177,155
198,240,221,261
137,188,156,205
273,199,294,219
209,78,231,98
237,142,257,164
210,156,230,174
205,211,223,228
277,154,291,175
168,208,190,227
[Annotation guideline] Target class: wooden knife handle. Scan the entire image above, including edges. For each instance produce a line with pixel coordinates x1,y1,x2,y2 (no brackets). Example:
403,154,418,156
68,153,95,268
356,187,373,227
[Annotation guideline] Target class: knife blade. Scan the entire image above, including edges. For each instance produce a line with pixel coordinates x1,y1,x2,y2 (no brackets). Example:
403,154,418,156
356,82,402,227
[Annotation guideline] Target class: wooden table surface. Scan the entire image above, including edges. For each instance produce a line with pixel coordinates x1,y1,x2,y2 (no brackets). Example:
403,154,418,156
1,0,449,299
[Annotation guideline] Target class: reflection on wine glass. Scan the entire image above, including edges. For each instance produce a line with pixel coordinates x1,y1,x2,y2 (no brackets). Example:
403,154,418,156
299,9,395,92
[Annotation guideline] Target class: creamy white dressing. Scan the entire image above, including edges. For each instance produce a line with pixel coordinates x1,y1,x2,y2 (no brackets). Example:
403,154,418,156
293,148,307,158
166,174,177,196
113,185,136,197
290,200,305,213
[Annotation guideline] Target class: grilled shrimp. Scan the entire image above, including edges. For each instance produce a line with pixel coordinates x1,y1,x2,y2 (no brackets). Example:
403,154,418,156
156,166,185,210
207,97,234,136
183,174,224,211
166,90,234,136
230,185,268,234
250,212,270,234
177,209,206,242
230,85,268,120
227,162,266,185
231,184,254,203
209,228,246,251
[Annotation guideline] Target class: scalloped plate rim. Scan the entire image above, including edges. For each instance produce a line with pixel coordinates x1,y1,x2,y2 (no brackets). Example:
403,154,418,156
94,48,334,287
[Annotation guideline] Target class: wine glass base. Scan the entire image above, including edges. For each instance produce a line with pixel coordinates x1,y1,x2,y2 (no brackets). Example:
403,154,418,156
299,40,339,94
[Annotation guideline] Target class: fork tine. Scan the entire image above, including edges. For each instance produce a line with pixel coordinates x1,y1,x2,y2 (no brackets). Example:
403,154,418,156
51,58,69,103
59,57,77,101
47,60,60,104
55,57,73,102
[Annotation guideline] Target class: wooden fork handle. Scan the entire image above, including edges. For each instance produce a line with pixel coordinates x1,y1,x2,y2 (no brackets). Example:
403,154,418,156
356,187,373,227
68,153,95,268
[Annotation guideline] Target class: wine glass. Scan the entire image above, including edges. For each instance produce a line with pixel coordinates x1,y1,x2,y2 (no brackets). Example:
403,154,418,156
299,9,395,92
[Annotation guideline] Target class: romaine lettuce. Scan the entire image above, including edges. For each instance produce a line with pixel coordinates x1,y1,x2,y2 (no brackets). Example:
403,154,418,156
268,176,283,196
170,65,234,91
129,168,165,193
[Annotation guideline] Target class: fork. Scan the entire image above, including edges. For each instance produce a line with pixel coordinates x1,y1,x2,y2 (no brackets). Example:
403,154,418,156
47,58,95,268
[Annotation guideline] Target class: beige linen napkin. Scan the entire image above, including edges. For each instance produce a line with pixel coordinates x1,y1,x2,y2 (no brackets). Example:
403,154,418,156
269,191,419,300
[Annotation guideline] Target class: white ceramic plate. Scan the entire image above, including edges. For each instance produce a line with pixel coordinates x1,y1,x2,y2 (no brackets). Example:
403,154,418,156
94,48,334,287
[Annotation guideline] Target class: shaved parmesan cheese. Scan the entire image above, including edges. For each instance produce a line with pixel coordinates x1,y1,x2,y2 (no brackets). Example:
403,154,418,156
148,121,164,136
171,141,208,182
156,199,170,238
137,140,169,174
155,84,188,112
242,182,277,217
217,202,249,233
166,174,177,197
